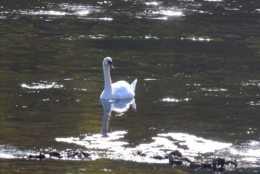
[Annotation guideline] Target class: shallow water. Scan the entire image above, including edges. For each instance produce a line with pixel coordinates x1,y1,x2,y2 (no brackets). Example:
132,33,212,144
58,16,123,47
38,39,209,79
1,0,260,173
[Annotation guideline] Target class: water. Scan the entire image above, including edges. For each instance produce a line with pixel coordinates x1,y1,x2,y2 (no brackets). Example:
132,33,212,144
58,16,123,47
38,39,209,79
1,0,260,173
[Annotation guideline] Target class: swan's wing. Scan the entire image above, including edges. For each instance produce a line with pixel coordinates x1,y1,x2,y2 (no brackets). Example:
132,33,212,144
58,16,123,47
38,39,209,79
131,79,137,91
112,81,131,92
111,81,135,99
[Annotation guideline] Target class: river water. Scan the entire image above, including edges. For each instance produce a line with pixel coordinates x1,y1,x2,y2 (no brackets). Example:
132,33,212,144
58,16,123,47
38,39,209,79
1,0,260,173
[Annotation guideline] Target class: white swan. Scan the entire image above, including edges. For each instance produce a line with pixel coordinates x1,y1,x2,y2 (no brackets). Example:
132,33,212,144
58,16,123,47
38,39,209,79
100,57,137,100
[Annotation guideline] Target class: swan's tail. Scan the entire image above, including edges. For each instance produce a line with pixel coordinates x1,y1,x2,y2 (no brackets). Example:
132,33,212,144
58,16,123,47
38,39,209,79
131,79,137,91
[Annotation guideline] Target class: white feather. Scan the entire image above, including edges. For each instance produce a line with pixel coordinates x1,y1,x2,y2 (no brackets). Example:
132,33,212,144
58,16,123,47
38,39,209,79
100,57,137,100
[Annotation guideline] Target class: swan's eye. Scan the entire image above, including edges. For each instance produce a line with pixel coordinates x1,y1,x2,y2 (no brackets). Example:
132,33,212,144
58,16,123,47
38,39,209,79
107,60,114,69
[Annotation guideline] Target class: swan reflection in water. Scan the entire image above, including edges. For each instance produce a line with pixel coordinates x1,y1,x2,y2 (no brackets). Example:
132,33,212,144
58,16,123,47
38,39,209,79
101,98,136,137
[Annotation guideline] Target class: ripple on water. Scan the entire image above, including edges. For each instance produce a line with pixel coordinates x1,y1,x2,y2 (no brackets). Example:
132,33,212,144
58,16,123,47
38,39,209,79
140,1,183,20
21,81,63,89
61,35,85,41
55,132,233,163
88,34,107,39
143,35,159,40
142,9,183,20
144,78,158,81
145,2,162,6
201,87,228,92
3,1,185,21
217,140,260,168
241,80,260,87
1,133,260,168
12,3,100,17
247,101,260,106
56,131,128,150
204,0,223,2
181,37,213,42
20,10,67,16
64,78,73,81
0,145,35,159
161,97,189,102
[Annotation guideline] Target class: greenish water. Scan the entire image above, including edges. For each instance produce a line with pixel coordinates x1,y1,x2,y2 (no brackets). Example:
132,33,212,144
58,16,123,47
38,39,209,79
1,0,260,173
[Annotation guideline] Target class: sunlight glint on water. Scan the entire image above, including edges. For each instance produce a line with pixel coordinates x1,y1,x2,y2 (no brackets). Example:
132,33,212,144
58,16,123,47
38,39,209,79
55,131,234,164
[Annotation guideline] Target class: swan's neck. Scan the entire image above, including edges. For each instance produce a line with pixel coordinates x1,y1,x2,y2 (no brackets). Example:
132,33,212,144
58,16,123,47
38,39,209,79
103,65,112,92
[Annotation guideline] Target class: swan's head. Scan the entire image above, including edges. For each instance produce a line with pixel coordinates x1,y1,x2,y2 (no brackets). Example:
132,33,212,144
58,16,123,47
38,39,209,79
103,57,115,69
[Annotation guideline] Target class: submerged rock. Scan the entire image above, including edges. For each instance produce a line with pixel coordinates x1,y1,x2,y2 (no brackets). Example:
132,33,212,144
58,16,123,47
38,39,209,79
152,155,166,160
28,148,91,160
49,151,62,158
28,152,46,160
167,150,182,158
213,158,237,169
135,150,146,157
169,155,183,165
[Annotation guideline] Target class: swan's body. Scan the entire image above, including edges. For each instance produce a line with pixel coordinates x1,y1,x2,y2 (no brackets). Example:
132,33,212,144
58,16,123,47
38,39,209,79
100,57,137,100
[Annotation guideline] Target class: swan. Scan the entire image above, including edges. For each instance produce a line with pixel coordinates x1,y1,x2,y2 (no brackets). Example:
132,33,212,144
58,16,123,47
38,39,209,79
100,57,137,100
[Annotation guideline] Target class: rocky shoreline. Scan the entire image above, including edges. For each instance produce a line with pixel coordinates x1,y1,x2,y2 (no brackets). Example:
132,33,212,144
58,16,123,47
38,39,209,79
28,148,237,172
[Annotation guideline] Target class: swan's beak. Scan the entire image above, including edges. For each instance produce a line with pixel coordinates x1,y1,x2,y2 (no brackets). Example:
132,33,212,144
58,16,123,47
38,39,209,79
109,63,115,69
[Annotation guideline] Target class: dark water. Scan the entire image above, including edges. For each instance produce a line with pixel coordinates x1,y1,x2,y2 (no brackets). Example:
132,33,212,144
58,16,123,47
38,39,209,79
1,0,260,173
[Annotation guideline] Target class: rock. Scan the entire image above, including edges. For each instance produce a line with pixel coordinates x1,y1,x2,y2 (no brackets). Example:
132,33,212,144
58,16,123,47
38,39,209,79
49,152,62,158
190,162,201,169
28,152,46,160
169,155,183,165
168,150,182,158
